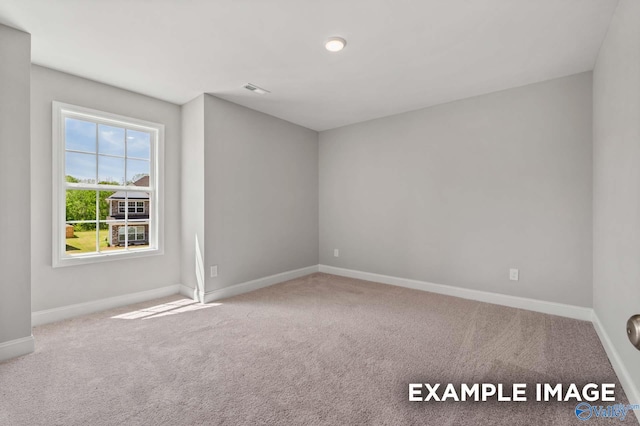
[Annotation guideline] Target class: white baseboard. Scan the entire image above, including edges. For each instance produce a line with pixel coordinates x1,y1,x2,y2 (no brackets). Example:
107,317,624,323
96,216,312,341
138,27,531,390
201,265,319,303
32,264,320,326
0,335,34,363
179,284,198,301
23,263,639,415
318,265,593,321
592,312,640,409
32,284,181,326
319,264,640,412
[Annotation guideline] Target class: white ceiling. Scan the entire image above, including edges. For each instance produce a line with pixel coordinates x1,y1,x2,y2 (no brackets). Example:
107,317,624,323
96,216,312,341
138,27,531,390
0,0,618,131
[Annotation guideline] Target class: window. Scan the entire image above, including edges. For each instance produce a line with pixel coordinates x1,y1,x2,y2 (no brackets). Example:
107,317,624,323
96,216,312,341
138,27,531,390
52,102,164,267
118,226,145,242
118,201,145,214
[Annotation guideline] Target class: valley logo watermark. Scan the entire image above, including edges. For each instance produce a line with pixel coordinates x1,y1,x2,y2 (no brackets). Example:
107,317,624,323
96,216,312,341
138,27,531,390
409,382,639,421
574,402,640,421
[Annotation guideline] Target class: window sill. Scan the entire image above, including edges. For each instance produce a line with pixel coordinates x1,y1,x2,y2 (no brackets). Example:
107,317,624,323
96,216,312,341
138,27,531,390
53,247,163,268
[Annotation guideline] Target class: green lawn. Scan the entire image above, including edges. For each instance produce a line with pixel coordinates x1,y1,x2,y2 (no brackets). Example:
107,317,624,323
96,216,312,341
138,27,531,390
66,229,149,254
66,229,109,254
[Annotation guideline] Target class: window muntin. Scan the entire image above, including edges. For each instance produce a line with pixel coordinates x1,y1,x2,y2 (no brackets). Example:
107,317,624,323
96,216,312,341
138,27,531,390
53,102,163,266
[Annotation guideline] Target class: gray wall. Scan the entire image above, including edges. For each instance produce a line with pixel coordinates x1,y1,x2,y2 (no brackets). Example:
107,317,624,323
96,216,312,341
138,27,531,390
30,66,182,312
320,73,593,307
180,95,205,292
593,0,640,398
202,95,319,291
0,25,32,344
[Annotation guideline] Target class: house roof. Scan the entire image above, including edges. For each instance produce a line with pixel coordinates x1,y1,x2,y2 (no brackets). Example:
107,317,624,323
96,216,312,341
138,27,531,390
107,192,149,200
106,176,150,200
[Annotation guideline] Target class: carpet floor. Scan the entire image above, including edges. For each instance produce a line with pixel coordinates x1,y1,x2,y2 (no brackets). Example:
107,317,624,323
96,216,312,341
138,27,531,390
0,273,635,425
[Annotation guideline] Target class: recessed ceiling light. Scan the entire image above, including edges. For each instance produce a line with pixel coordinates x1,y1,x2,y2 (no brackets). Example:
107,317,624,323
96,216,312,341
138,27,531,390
325,37,346,52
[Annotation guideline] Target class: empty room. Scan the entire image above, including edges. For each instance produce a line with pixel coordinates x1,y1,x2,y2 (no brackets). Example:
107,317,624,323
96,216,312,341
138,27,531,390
0,0,639,424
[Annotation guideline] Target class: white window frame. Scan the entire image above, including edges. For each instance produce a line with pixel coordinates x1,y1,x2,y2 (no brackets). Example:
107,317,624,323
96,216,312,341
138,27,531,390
52,102,164,267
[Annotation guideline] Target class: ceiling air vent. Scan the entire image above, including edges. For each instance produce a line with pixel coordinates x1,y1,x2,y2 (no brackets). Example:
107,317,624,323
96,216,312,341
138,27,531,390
243,83,269,95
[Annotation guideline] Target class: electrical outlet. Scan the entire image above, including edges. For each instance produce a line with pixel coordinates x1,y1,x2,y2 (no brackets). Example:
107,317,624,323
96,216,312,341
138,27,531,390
509,268,519,281
334,249,339,257
210,265,218,278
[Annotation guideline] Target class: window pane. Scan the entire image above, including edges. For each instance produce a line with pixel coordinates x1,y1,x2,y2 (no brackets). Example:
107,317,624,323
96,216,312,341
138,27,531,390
126,191,150,249
99,187,127,253
99,223,127,253
118,226,126,242
136,226,145,240
116,225,149,247
65,222,98,255
98,124,125,157
66,189,96,222
100,222,118,251
127,130,151,159
127,159,150,184
97,190,119,251
98,155,125,185
65,118,96,153
144,195,152,219
125,192,149,217
66,152,96,183
98,190,116,222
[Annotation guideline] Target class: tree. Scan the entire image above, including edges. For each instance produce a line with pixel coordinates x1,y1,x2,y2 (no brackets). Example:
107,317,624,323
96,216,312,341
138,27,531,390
65,175,117,231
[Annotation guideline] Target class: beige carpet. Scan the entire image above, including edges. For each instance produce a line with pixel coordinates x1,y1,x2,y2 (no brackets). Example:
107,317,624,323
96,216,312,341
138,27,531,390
0,273,635,425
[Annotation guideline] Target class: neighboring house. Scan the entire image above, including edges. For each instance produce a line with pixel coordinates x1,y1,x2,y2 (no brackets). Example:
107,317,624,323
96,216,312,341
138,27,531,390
106,176,150,247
